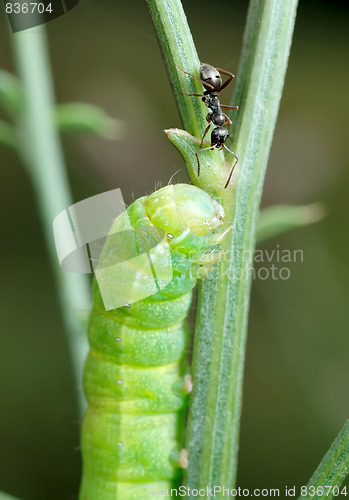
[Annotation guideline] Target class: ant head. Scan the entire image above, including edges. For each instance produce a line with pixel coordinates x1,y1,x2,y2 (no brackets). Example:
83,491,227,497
200,63,222,92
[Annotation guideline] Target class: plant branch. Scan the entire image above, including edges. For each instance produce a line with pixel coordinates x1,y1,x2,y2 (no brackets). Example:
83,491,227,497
298,420,349,500
9,26,90,416
147,0,205,137
149,0,298,495
186,0,299,493
147,0,226,193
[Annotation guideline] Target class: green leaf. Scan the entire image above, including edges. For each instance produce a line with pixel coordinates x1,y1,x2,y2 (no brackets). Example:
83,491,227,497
0,70,23,120
257,202,326,244
165,128,226,199
0,119,18,150
0,492,22,500
298,419,349,500
55,103,123,139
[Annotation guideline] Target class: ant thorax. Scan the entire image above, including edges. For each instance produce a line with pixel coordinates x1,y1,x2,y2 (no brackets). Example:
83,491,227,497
203,94,221,114
210,112,225,127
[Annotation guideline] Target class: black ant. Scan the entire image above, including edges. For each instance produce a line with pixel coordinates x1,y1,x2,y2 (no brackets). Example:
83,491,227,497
176,63,239,188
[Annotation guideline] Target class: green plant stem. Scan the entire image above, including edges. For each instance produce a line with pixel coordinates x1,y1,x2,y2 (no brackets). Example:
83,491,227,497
9,26,90,416
148,0,298,495
146,0,208,138
147,0,227,196
187,0,299,492
298,420,349,500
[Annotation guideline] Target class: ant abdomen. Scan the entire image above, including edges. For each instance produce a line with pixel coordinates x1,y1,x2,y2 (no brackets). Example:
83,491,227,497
212,127,229,148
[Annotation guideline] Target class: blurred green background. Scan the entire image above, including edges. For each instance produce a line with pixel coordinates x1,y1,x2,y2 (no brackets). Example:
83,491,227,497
0,0,348,498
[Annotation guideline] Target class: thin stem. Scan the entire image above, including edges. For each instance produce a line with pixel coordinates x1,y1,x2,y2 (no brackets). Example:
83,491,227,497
149,0,298,495
9,26,90,416
146,0,206,138
146,0,226,193
147,0,226,198
298,420,349,500
186,0,299,493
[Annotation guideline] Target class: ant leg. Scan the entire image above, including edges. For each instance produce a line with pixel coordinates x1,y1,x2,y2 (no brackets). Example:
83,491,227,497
200,124,211,148
223,144,238,188
175,63,215,91
220,104,239,110
181,92,204,97
216,68,235,92
222,113,233,126
195,145,216,177
195,152,200,177
200,114,213,147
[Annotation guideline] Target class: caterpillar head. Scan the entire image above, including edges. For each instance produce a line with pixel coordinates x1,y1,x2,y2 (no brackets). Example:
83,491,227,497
94,184,228,309
145,184,225,243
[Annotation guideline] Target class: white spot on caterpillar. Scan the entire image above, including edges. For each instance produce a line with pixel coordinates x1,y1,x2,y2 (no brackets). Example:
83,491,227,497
153,245,164,255
167,233,174,239
115,337,122,342
116,380,123,385
123,303,130,308
117,442,123,447
179,449,188,469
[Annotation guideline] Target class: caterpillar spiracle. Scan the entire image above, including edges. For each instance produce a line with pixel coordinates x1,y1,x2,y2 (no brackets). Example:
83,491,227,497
80,184,230,499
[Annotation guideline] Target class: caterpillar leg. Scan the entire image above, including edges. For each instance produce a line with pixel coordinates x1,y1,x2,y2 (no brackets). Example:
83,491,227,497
169,448,189,470
173,373,193,397
179,449,189,469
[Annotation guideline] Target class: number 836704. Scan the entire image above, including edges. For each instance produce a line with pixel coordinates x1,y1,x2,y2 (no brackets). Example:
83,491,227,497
5,2,53,14
300,486,347,497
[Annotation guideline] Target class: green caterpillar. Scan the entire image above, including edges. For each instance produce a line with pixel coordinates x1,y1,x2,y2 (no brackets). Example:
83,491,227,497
80,184,229,499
